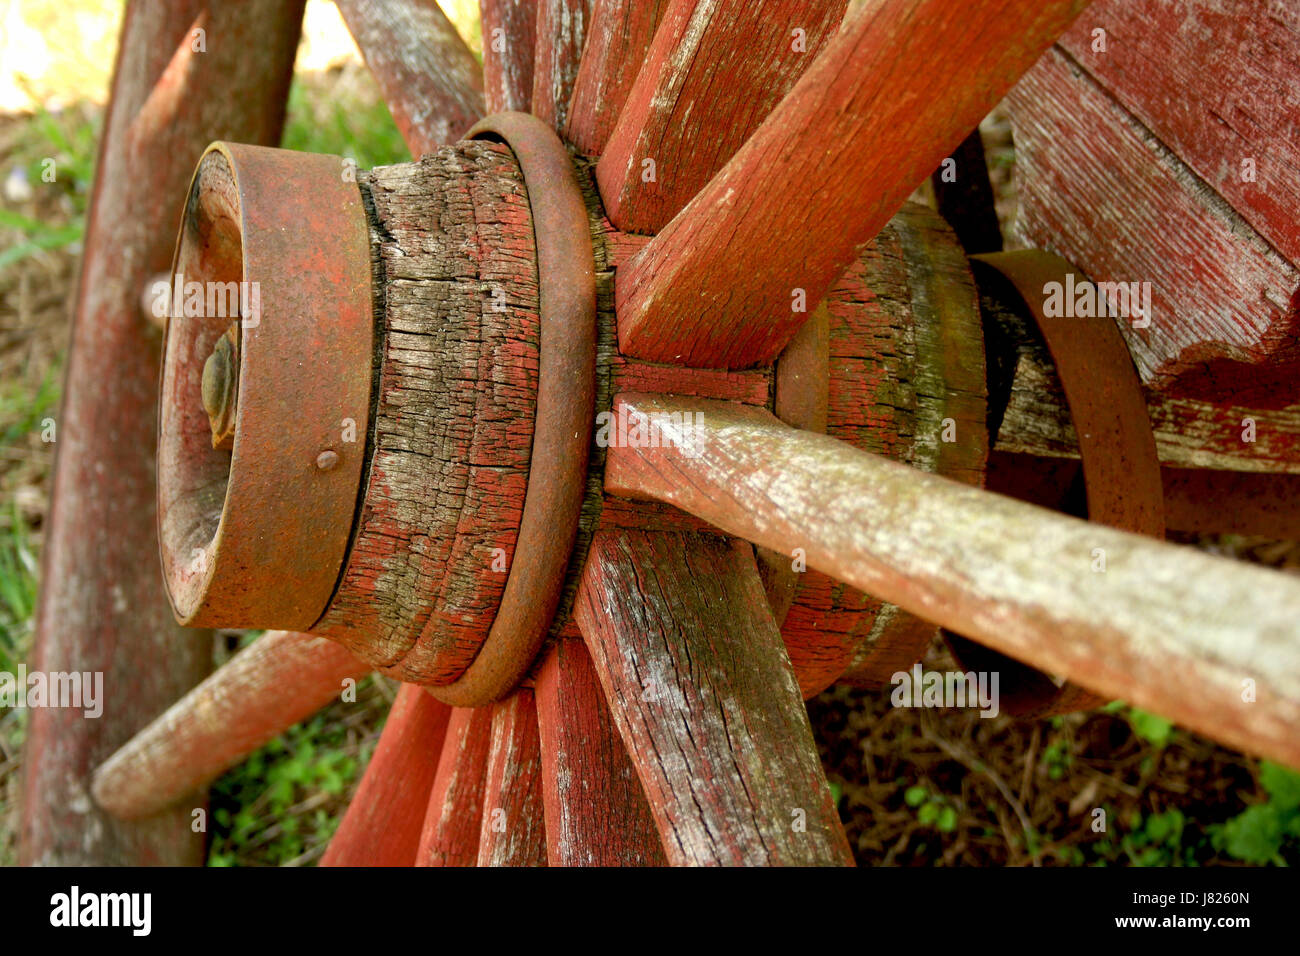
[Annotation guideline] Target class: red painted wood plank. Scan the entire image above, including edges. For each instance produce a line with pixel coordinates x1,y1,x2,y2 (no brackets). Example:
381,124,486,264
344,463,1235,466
476,690,547,865
603,394,1300,770
416,706,493,866
92,631,367,820
1057,0,1300,267
596,0,843,234
1008,46,1300,405
336,0,485,156
534,638,666,865
21,0,305,867
564,0,670,157
531,0,593,132
480,0,537,113
614,0,1088,368
575,529,853,866
321,683,452,867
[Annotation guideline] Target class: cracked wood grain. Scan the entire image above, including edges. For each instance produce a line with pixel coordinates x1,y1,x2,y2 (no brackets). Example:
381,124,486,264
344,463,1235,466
575,529,854,865
477,690,547,865
535,638,666,865
604,394,1300,770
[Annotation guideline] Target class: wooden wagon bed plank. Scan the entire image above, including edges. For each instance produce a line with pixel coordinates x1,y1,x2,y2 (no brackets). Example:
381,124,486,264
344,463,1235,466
993,284,1300,474
321,683,452,867
604,394,1300,770
336,0,485,156
534,638,666,866
575,529,854,866
416,706,494,865
564,0,670,157
595,0,843,233
21,0,305,866
614,0,1088,368
1056,0,1300,268
480,0,537,113
476,690,548,866
1007,47,1300,405
531,0,593,132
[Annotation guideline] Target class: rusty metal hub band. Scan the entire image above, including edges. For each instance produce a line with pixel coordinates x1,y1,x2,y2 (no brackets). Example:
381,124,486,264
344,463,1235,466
949,250,1165,716
426,112,597,707
158,143,374,631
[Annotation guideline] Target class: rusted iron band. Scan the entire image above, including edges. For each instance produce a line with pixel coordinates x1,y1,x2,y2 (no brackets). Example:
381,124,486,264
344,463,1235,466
427,112,597,706
949,250,1165,717
158,143,373,630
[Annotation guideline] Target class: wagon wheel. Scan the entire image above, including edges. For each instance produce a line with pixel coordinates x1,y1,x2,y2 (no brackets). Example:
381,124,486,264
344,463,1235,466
29,0,1300,867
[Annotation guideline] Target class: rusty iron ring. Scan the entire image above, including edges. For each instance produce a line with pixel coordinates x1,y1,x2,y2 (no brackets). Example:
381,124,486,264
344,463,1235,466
158,142,373,630
947,250,1165,716
427,112,596,707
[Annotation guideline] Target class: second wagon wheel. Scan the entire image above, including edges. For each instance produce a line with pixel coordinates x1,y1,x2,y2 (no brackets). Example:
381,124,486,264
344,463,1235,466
86,0,1300,866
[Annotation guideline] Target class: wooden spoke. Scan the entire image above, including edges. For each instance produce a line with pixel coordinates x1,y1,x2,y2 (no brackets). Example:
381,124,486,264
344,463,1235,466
596,0,843,234
605,394,1300,769
476,691,547,866
22,0,305,866
575,529,854,866
92,632,368,820
614,0,1088,367
564,0,669,157
321,684,452,867
416,707,493,865
480,0,537,112
336,0,484,156
534,637,667,866
531,0,593,132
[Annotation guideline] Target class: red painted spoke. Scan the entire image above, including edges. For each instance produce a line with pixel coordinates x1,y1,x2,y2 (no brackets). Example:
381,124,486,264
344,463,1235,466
575,529,854,866
321,684,452,867
336,0,484,156
93,631,368,820
564,0,670,157
476,691,547,866
603,393,1300,769
534,637,666,866
531,0,593,131
614,0,1089,367
480,0,537,113
596,0,843,233
415,707,493,865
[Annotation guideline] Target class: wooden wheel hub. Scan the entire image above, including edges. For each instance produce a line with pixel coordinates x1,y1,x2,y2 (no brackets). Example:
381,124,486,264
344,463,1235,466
159,120,597,704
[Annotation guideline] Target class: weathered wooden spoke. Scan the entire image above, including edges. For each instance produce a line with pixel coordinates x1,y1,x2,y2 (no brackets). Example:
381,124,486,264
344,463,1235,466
416,707,493,866
596,0,843,234
531,0,593,131
605,394,1300,769
614,0,1089,367
321,684,452,867
476,690,547,866
575,529,854,866
564,0,669,157
534,638,667,866
335,0,484,154
92,631,368,820
480,0,537,113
